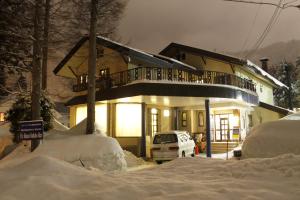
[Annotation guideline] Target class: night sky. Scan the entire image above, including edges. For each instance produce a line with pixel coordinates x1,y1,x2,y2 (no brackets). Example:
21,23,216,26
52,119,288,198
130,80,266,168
118,0,300,53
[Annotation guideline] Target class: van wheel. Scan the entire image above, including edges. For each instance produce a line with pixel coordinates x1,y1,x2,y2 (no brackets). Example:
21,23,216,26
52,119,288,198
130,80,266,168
182,151,185,158
156,160,163,164
191,149,195,157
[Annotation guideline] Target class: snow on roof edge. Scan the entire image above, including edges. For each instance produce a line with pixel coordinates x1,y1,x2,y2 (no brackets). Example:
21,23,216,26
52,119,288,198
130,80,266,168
246,60,288,88
96,36,196,71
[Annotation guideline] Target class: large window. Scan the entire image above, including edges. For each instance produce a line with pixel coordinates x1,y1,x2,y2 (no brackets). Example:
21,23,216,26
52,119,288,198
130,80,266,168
0,112,5,122
116,104,141,137
151,108,159,136
75,104,107,133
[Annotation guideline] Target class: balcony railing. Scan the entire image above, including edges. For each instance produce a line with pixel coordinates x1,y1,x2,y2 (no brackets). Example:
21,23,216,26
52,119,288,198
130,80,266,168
73,67,256,93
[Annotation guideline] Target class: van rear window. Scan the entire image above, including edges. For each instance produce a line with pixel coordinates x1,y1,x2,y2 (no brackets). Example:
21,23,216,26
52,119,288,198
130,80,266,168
153,134,178,144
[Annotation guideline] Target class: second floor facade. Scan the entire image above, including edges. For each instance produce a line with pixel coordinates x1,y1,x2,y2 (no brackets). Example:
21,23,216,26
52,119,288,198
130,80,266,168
54,36,287,106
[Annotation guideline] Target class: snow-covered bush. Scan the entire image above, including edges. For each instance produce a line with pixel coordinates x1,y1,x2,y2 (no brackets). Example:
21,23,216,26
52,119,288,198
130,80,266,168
5,93,54,142
242,120,300,158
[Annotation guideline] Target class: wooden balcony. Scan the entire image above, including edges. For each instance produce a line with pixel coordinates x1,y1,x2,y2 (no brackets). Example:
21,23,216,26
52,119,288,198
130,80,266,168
73,67,256,93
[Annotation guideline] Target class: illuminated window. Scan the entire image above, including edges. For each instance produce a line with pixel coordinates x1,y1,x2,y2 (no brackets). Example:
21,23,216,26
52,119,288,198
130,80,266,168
76,106,87,124
182,111,187,127
163,109,170,117
75,104,107,133
151,108,159,136
116,104,141,137
0,112,5,122
99,68,109,79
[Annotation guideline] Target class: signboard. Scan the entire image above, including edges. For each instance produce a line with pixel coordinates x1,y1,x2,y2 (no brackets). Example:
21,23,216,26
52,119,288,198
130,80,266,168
232,127,240,140
18,120,43,140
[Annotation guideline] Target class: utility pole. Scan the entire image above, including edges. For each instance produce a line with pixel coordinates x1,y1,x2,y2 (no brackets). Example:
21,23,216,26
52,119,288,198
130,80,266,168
86,0,97,134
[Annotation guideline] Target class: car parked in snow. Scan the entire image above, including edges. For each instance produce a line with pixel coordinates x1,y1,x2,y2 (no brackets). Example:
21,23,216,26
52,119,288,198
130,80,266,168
152,131,195,164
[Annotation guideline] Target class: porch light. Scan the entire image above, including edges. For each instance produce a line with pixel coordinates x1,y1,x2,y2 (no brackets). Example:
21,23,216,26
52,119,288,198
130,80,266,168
151,108,158,114
163,109,170,117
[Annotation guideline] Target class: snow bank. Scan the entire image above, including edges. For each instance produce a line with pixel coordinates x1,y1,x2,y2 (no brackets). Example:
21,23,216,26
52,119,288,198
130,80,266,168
0,123,10,137
52,118,69,131
45,118,105,140
280,112,300,120
35,134,126,171
123,150,146,168
1,154,300,200
4,120,126,171
242,120,300,158
68,118,106,136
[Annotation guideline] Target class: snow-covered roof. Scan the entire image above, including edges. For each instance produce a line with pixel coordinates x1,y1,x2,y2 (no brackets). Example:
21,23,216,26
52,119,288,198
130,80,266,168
247,60,288,88
97,36,197,71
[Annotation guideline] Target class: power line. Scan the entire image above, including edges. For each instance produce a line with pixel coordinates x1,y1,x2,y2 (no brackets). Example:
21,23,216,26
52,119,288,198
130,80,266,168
245,0,283,58
222,0,300,9
239,0,262,58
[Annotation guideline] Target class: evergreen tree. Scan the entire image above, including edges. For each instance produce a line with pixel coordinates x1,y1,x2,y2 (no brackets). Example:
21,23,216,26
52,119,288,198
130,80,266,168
5,92,54,143
269,61,300,109
0,0,33,95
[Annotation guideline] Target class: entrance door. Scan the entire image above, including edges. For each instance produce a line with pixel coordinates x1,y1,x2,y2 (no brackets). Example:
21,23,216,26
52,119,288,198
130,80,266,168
220,118,229,141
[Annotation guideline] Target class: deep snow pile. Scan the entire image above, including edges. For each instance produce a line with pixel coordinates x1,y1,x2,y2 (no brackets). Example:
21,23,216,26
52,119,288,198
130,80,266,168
1,154,300,200
45,118,105,140
242,120,300,158
35,134,127,171
3,119,127,171
123,150,146,168
280,112,300,120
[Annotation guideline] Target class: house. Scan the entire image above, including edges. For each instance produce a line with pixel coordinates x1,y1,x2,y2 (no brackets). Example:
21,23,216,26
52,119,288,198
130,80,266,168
53,36,291,157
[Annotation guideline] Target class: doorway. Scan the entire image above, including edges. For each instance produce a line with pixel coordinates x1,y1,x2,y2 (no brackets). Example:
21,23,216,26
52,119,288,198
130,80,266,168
220,118,229,141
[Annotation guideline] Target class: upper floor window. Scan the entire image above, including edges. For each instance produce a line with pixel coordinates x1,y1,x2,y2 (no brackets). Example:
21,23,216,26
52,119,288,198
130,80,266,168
99,68,110,79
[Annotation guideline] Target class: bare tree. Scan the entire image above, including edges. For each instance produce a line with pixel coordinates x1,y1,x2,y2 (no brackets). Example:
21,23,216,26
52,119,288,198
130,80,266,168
42,0,51,90
31,0,43,151
86,0,97,135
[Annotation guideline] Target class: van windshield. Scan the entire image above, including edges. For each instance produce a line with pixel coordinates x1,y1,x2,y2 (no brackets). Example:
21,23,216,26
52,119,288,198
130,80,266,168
153,134,178,144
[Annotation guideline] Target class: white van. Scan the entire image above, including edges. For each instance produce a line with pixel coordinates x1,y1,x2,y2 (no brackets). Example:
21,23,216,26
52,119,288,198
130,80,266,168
152,131,195,164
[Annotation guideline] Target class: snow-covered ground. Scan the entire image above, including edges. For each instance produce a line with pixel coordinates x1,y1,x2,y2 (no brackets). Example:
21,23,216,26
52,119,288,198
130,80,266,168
1,154,300,200
1,113,300,199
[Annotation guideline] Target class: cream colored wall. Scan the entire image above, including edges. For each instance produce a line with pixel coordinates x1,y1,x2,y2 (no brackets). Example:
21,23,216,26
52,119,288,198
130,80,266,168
184,52,235,74
251,106,282,127
235,67,275,105
69,106,77,128
96,46,128,74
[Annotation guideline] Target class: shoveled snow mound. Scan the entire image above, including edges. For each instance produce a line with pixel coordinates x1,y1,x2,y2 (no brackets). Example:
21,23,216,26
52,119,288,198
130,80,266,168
242,120,300,158
280,112,300,120
34,134,126,171
1,154,300,200
69,118,106,136
45,118,105,140
123,150,146,168
52,118,69,131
